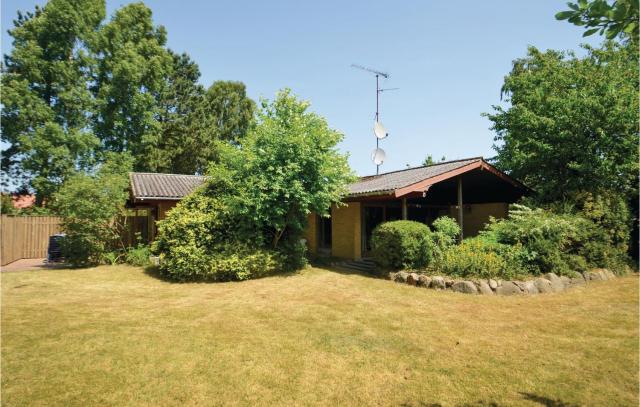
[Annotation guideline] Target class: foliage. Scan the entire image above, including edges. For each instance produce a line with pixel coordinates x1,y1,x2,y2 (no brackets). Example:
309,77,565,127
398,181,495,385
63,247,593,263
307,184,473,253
154,90,354,281
125,244,152,267
215,89,355,249
485,43,638,204
421,155,446,166
439,237,523,280
54,153,133,266
1,195,18,215
556,0,638,43
2,1,256,203
371,221,435,270
1,0,104,204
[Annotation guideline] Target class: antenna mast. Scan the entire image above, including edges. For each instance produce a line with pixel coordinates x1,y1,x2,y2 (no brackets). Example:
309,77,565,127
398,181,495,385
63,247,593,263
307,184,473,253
351,64,397,175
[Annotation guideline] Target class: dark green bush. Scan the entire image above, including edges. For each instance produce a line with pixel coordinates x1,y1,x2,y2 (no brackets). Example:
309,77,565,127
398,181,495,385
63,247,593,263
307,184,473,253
125,244,152,267
371,220,435,270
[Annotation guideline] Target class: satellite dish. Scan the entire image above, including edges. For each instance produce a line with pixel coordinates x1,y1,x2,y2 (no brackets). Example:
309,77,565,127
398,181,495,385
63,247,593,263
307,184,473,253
371,148,386,165
374,121,388,140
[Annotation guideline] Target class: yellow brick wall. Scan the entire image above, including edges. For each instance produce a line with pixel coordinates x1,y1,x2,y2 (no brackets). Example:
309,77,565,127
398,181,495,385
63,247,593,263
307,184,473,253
449,202,509,237
331,202,361,259
304,213,318,255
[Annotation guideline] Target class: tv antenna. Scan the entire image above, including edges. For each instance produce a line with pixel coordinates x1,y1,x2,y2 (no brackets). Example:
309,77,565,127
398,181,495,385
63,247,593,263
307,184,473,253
351,64,398,175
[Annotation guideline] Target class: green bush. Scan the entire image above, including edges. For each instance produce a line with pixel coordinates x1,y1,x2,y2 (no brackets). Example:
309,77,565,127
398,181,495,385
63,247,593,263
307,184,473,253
152,187,285,282
371,220,435,270
125,244,152,267
439,237,525,280
54,153,133,267
431,216,460,259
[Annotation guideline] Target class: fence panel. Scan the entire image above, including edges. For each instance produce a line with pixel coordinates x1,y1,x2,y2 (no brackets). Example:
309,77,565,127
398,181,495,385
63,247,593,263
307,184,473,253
1,215,62,266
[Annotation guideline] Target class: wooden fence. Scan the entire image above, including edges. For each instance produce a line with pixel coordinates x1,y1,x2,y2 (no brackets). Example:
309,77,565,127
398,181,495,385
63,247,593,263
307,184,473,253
1,215,62,266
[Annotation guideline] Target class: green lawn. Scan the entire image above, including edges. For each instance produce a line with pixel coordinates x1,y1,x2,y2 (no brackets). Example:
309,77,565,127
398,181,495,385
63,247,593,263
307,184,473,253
2,266,638,406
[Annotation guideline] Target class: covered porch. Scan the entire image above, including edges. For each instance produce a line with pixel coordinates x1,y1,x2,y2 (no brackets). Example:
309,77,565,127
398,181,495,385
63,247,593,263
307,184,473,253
305,157,529,260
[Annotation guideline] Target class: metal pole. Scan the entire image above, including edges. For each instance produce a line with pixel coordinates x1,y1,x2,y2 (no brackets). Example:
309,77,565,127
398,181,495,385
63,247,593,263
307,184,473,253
457,176,464,242
375,74,379,175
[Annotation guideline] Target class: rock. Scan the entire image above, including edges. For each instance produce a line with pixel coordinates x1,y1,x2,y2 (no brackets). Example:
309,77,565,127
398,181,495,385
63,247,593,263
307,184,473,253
603,269,616,280
495,281,523,296
570,277,585,287
513,281,527,292
478,280,494,295
488,279,498,290
523,280,539,294
534,278,553,293
559,276,571,289
543,273,564,292
431,276,446,290
451,281,478,294
497,280,503,287
388,272,397,281
583,270,603,281
444,278,454,288
417,275,432,287
406,273,419,286
394,271,409,283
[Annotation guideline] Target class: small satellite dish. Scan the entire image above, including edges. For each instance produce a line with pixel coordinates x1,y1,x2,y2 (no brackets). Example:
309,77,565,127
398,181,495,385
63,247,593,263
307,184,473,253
374,121,388,140
371,148,386,165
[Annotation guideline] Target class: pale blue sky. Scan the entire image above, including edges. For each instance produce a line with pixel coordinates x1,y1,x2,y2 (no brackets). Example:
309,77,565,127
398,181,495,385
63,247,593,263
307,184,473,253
2,0,599,176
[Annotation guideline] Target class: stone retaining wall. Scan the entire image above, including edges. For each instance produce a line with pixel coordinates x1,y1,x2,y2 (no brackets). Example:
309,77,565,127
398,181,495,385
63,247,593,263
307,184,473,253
389,268,617,295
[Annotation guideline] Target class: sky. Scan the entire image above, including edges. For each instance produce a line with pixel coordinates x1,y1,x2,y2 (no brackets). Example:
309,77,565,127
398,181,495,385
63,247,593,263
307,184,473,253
1,0,600,176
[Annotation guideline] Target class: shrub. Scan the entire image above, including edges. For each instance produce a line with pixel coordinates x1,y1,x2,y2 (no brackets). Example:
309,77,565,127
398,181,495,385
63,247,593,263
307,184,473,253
371,220,435,270
125,244,152,267
439,237,523,280
54,153,133,267
431,216,460,260
153,187,284,281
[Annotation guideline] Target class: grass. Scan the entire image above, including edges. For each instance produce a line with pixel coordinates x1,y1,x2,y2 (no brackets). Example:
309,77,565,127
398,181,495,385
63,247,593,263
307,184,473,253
2,266,638,406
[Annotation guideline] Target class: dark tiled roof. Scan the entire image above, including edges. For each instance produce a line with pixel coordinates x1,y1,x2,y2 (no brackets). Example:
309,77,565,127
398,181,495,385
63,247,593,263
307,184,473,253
129,172,206,200
348,157,482,196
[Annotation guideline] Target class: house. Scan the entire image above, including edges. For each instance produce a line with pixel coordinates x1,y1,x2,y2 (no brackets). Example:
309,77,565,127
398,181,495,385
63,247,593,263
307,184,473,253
127,157,529,259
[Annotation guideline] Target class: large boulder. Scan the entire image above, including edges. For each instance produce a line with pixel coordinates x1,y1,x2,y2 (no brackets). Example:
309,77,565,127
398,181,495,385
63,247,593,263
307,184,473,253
583,270,604,282
477,280,494,295
417,275,432,288
431,276,446,290
451,281,478,294
559,276,571,289
534,278,553,293
523,280,539,294
394,271,409,283
543,273,565,292
495,281,523,296
488,279,498,290
406,273,420,286
602,269,616,280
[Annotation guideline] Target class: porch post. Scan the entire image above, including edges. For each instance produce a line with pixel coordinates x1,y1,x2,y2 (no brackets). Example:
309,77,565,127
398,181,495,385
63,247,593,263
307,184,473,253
457,176,464,241
402,197,407,220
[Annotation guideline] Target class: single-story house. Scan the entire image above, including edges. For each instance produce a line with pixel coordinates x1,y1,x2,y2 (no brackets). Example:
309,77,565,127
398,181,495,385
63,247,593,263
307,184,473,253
127,157,529,259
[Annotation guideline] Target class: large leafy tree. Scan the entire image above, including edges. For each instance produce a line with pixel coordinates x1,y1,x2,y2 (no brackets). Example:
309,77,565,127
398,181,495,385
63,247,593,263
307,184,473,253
92,2,173,171
222,89,355,248
485,42,638,203
556,0,638,43
1,0,104,204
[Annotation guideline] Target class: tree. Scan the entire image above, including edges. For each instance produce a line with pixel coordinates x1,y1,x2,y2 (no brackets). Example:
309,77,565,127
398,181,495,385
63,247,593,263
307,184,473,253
556,0,638,43
92,2,173,171
227,89,355,249
204,81,255,144
1,0,104,205
485,43,638,203
154,89,356,280
54,153,133,266
422,155,446,166
149,51,207,174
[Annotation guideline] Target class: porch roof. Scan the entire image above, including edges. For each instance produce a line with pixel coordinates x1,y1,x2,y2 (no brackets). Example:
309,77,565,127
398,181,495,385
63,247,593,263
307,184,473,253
348,157,529,198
